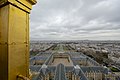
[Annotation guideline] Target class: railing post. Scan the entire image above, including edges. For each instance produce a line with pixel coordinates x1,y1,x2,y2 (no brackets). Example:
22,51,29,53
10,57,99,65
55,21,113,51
0,0,37,80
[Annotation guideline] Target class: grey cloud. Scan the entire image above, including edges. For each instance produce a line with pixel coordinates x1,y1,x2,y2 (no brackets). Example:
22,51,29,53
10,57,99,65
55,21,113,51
30,0,120,40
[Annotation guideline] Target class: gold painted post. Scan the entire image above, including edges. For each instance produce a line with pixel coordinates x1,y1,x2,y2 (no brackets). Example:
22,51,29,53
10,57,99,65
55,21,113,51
0,0,37,80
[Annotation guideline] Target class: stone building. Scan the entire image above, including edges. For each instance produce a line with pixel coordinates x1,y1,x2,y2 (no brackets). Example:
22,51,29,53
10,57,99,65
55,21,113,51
30,44,119,80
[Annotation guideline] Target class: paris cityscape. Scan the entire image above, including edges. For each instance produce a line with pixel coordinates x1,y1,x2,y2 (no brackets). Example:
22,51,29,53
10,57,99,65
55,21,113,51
29,0,120,79
30,40,120,80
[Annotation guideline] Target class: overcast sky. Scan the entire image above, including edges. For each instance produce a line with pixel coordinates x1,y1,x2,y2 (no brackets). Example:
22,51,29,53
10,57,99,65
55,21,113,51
30,0,120,40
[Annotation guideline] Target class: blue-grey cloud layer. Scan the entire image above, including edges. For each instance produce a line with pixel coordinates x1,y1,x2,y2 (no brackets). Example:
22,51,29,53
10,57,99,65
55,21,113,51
30,0,120,40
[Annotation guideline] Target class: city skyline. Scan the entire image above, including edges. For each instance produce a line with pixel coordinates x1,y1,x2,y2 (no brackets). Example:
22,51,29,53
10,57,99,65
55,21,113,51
30,0,120,40
30,42,120,79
